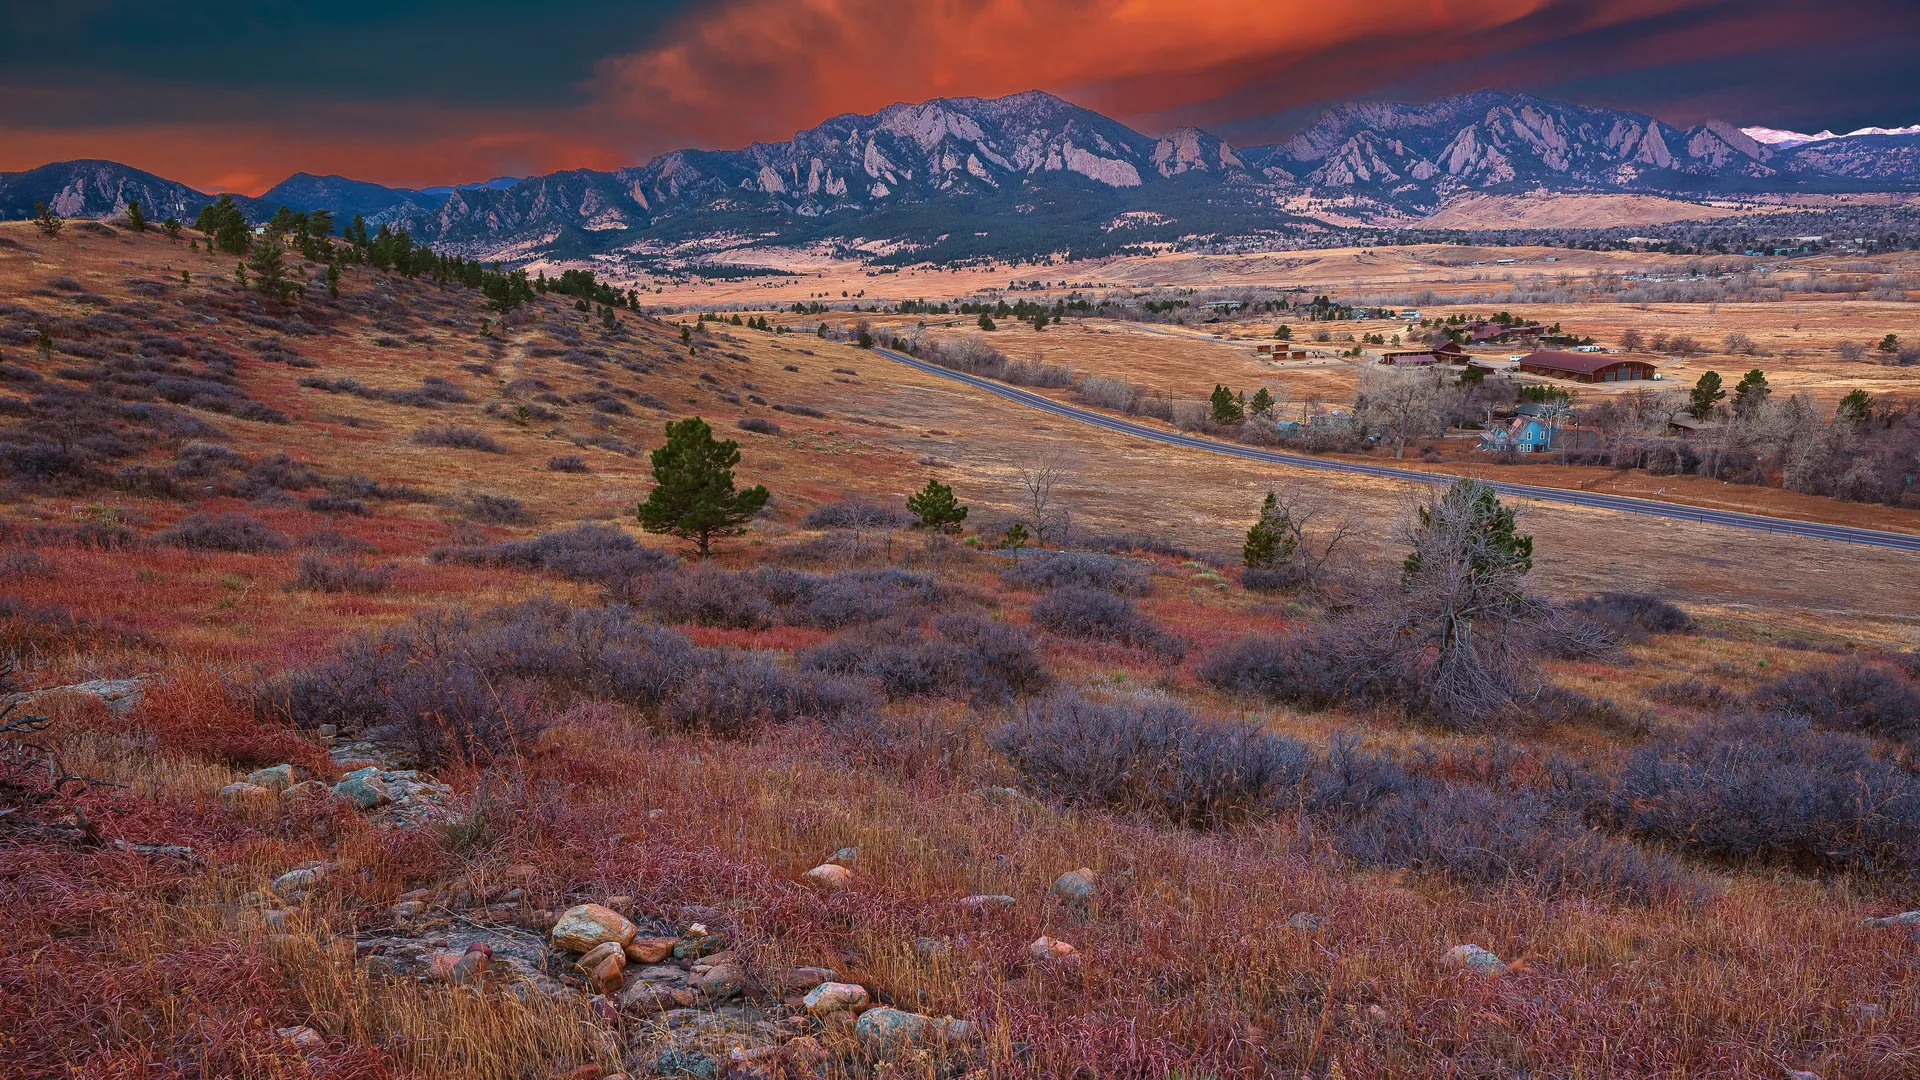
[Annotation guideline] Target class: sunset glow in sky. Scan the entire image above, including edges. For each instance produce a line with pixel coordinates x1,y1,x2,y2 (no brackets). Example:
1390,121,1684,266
1,0,1916,194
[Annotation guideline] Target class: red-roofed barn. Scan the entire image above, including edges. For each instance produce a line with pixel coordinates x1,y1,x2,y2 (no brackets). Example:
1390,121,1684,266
1518,351,1656,384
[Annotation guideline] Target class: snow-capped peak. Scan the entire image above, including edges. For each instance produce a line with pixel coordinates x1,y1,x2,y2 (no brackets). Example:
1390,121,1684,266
1742,123,1920,148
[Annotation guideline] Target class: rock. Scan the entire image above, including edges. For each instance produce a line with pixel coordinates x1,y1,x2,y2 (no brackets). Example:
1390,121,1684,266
652,1047,720,1078
391,900,426,921
271,865,331,900
969,785,1037,807
1862,911,1920,928
1051,868,1097,904
804,863,853,890
1028,935,1079,962
281,780,330,803
854,1008,978,1057
451,944,492,986
1784,1072,1822,1080
273,1025,324,1049
620,982,697,1016
767,966,836,992
1443,944,1506,975
690,962,746,1001
802,981,869,1016
625,936,677,964
1853,1002,1885,1020
956,894,1015,914
331,775,390,810
552,904,638,953
247,764,295,791
219,781,275,811
1287,912,1323,932
912,936,949,959
44,677,144,716
827,846,858,866
673,934,727,961
576,942,626,995
783,1037,827,1066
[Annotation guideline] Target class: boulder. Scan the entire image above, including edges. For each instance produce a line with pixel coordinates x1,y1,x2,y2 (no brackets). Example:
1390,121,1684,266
625,936,677,964
552,904,638,953
1028,935,1079,962
576,941,627,995
391,900,426,921
651,1048,719,1079
247,764,295,791
1443,944,1506,975
1862,911,1920,928
219,781,275,811
827,846,858,866
767,965,837,992
956,894,1015,914
271,865,330,900
802,981,869,1016
280,780,330,803
804,864,853,890
690,962,746,1001
1051,868,1097,904
331,775,390,810
854,1008,978,1057
673,933,727,961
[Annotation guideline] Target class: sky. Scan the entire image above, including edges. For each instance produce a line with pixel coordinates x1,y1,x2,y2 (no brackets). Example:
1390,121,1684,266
2,0,1917,194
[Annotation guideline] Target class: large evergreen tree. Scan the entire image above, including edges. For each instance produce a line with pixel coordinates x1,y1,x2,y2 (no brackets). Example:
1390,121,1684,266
906,478,968,531
636,417,770,557
123,199,145,233
246,235,292,300
1732,368,1770,414
1209,384,1245,424
1689,371,1725,420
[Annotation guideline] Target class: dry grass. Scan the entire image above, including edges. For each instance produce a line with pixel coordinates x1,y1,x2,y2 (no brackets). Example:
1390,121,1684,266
2,220,1918,1079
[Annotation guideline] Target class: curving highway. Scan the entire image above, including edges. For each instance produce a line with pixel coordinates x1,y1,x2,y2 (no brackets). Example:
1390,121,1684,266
873,347,1920,554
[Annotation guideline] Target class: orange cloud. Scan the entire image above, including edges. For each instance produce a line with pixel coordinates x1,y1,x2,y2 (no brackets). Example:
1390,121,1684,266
589,0,1666,149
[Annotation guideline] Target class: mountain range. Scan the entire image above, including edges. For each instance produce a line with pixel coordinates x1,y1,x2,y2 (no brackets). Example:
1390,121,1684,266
5,89,1919,266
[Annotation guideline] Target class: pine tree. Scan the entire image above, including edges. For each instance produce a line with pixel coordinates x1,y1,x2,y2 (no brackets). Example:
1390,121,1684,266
1275,324,1291,341
1837,389,1873,424
635,417,770,557
1248,387,1275,418
1732,368,1770,413
326,260,342,300
123,199,145,232
1689,371,1725,420
246,234,291,299
1403,480,1532,580
31,201,61,239
161,217,182,239
905,479,968,531
1209,384,1245,424
1243,492,1298,568
978,313,996,331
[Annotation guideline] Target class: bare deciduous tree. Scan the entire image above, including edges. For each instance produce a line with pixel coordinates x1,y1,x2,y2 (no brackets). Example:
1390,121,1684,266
1356,366,1445,459
1016,451,1078,548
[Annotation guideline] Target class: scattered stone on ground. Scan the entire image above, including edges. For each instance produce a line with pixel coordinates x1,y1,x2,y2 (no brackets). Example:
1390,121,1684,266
1028,935,1079,963
554,904,640,953
955,894,1015,914
803,863,853,890
854,1007,978,1057
802,981,868,1016
1862,911,1920,928
1287,912,1323,932
1051,867,1097,905
1444,944,1507,974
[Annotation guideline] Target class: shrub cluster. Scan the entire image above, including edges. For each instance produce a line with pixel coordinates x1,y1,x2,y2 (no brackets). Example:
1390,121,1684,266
802,500,909,531
434,523,676,591
1001,551,1149,594
157,512,288,553
992,694,1696,902
412,425,506,453
1750,657,1920,745
1030,586,1185,658
260,599,874,762
802,614,1049,703
291,552,394,594
647,565,946,630
1579,713,1920,882
1566,591,1695,641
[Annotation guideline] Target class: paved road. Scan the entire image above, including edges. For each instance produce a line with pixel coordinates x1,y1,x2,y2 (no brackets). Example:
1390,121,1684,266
874,347,1920,554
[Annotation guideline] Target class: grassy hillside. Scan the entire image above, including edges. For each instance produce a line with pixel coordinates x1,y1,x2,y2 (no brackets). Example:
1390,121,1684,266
1,219,1917,1079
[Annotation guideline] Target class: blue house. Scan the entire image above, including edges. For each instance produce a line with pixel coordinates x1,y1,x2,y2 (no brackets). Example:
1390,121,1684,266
1480,415,1556,453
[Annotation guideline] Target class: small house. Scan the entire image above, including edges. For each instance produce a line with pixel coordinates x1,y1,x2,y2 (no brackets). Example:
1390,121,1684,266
1380,349,1439,366
1480,416,1556,453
